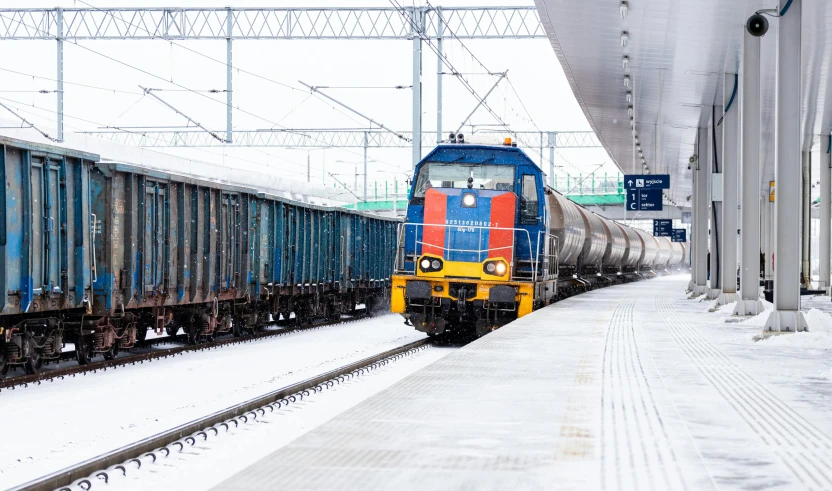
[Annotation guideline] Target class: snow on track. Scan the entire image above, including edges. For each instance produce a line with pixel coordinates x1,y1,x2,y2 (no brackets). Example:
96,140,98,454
0,315,424,489
99,346,455,491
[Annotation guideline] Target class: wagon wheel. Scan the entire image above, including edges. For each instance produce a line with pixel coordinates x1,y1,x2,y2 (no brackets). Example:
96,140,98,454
0,350,7,379
103,341,119,361
24,349,42,375
232,317,244,337
186,319,199,345
76,334,94,365
136,325,148,343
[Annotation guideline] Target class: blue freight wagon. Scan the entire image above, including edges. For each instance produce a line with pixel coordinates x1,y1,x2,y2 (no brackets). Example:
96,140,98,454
0,136,399,375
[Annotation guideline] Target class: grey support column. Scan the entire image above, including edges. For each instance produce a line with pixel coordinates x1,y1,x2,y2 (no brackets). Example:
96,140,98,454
56,7,64,142
763,194,774,281
226,7,233,143
716,73,739,307
801,151,811,287
688,143,699,292
692,126,711,295
411,8,424,170
765,0,807,331
436,6,443,143
735,31,765,315
708,108,723,299
821,136,831,292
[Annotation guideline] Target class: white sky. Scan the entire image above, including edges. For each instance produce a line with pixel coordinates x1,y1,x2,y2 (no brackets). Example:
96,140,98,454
0,0,618,195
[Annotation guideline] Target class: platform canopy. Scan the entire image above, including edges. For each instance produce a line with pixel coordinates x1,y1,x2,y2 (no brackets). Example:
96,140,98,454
534,0,832,207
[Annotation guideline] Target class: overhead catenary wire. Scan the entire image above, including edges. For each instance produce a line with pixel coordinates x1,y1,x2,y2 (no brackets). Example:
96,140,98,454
424,0,542,132
0,66,143,95
0,100,58,141
387,0,513,134
0,12,405,172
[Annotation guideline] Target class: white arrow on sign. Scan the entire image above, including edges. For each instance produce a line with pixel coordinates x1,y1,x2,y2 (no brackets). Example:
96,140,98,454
627,179,633,186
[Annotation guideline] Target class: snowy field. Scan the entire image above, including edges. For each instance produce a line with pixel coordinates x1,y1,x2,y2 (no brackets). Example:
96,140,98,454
191,275,832,490
0,315,425,489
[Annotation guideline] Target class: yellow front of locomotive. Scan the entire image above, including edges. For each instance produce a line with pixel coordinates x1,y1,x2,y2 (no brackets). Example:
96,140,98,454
391,142,537,337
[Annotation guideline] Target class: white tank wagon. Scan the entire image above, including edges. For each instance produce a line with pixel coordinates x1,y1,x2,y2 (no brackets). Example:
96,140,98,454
576,207,608,274
616,223,643,273
600,216,627,274
546,191,586,271
654,236,674,270
635,229,661,271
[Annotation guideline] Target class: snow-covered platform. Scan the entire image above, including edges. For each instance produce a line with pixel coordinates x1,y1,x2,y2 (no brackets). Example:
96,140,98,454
215,276,832,491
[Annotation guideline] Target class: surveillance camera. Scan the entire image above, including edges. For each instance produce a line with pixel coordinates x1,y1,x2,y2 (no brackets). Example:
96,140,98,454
689,155,697,164
746,13,768,37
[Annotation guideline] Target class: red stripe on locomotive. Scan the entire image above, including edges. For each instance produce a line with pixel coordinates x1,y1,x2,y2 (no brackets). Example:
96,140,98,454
487,192,515,261
422,188,447,257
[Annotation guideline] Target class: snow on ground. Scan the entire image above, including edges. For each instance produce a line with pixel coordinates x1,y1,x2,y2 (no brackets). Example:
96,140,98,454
185,275,832,490
98,346,455,491
0,315,424,489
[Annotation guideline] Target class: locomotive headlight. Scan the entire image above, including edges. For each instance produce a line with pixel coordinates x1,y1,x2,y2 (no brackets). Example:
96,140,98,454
461,192,477,208
419,256,443,273
483,260,508,276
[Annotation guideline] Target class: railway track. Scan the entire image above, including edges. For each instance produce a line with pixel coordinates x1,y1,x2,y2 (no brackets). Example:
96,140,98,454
11,338,431,491
0,313,379,391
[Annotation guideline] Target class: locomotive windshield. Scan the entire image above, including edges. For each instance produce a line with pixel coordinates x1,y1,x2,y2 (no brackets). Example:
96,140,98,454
413,163,514,197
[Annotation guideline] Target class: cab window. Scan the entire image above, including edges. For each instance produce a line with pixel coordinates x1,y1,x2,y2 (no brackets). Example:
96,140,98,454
519,174,539,225
412,163,514,198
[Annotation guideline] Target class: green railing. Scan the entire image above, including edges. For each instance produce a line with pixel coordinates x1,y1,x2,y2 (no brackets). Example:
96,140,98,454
337,173,627,210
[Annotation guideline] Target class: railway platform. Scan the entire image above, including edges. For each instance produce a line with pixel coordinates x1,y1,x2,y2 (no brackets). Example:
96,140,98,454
215,275,832,490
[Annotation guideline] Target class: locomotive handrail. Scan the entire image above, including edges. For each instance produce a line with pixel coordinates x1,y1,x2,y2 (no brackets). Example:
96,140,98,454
394,222,537,282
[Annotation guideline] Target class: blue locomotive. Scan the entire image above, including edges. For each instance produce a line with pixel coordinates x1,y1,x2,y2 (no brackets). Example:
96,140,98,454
0,136,397,376
391,135,685,337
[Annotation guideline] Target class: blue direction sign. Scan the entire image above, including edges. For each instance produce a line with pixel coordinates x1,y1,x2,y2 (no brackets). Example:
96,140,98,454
626,189,663,211
624,174,671,190
653,219,673,236
672,229,687,242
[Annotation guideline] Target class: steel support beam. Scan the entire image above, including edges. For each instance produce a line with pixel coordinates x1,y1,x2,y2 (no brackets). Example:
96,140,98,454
708,107,723,299
765,0,807,332
75,129,601,149
226,8,233,143
735,33,764,315
548,131,556,188
56,7,63,142
801,150,811,287
692,126,711,295
436,6,443,144
411,8,423,170
363,131,368,202
820,136,831,292
716,74,738,307
0,7,545,40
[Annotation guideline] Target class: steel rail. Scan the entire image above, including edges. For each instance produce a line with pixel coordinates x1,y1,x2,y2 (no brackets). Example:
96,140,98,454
10,337,431,491
0,314,377,391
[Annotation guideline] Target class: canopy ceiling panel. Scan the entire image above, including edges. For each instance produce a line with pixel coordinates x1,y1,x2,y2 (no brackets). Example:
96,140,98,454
535,0,832,206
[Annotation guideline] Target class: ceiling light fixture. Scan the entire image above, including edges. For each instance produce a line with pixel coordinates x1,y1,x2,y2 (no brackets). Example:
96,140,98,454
623,56,630,70
626,91,632,103
628,106,634,116
620,2,629,19
621,31,629,48
624,75,630,88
